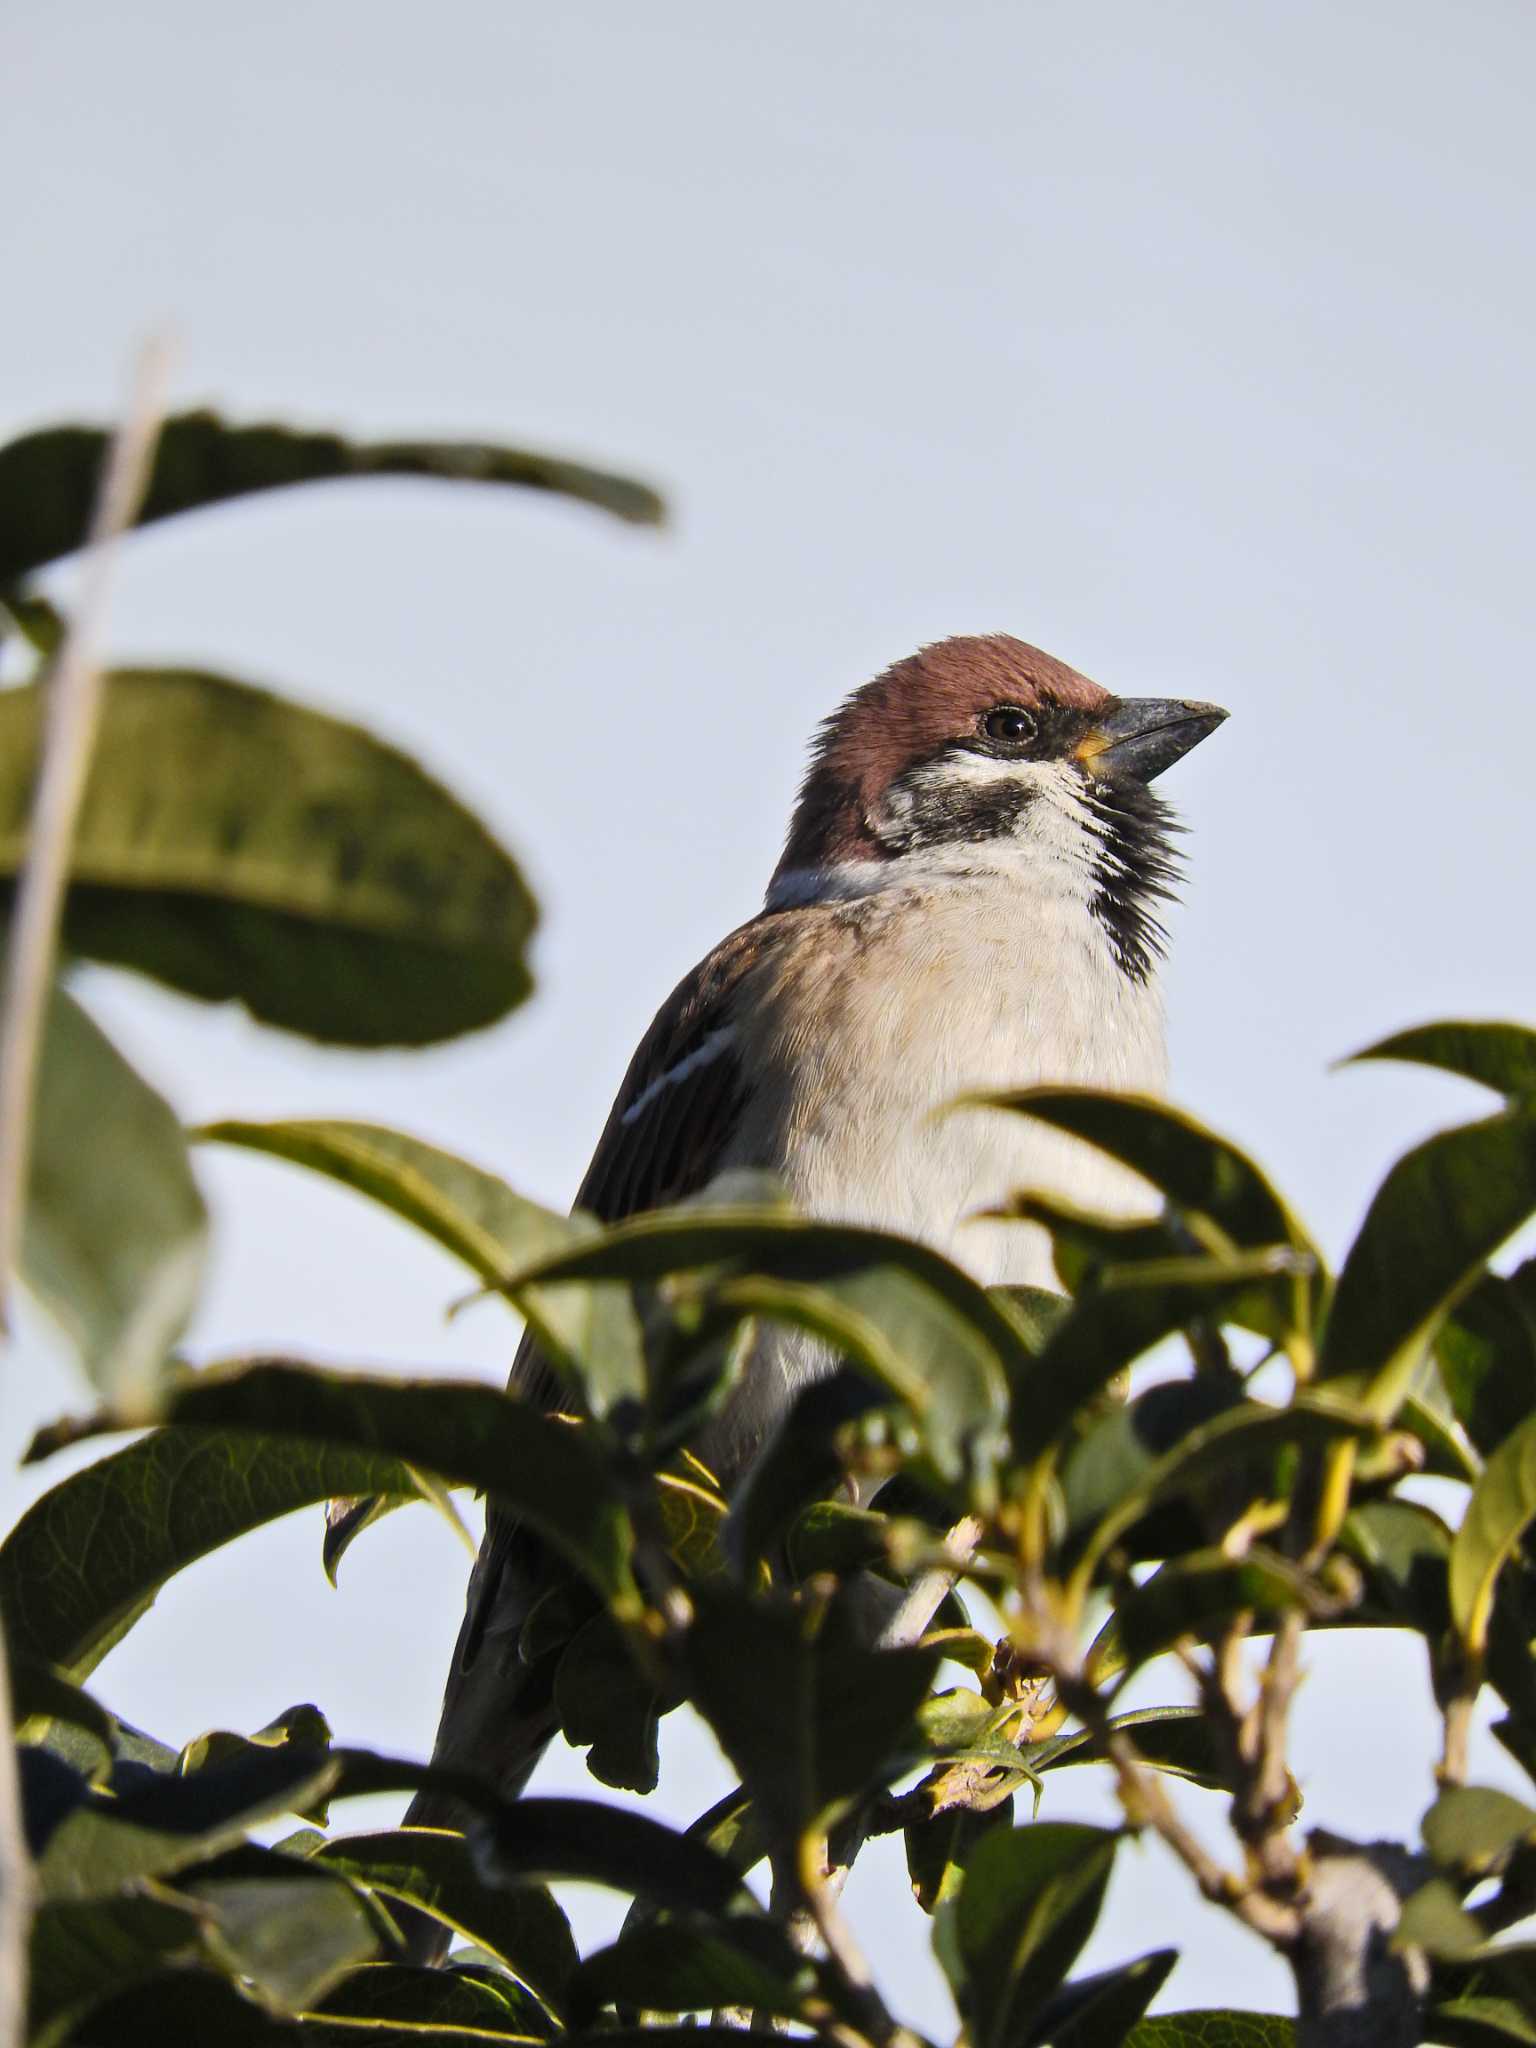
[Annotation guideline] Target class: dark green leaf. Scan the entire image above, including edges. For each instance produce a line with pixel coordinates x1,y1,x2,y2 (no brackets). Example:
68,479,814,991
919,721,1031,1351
1452,1413,1536,1652
1,1422,411,1677
11,1659,118,1779
27,1357,639,1616
727,1369,886,1571
1319,1110,1536,1420
1031,1707,1237,1794
1427,1994,1536,2046
179,1704,335,1824
27,1891,210,2048
1111,1547,1324,1672
177,1856,381,2011
503,1208,1021,1490
36,1745,338,1900
937,1821,1118,2048
555,1612,664,1794
957,1089,1316,1262
317,1829,576,2008
0,409,662,588
1347,1022,1536,1103
1340,1498,1452,1634
905,1800,1016,1914
1026,1949,1178,2048
685,1584,940,1839
196,1119,643,1401
0,587,65,656
1439,1264,1536,1459
312,1961,549,2033
569,1920,815,2024
20,984,207,1406
1123,2016,1294,2047
1424,1786,1536,1877
0,668,536,1045
1061,1378,1243,1564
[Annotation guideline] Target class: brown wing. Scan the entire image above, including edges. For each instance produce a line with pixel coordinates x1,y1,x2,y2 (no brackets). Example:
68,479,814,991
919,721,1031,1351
411,912,788,1826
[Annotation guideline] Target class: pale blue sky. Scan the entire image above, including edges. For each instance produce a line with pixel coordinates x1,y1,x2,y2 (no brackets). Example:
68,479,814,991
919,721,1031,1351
4,0,1535,2024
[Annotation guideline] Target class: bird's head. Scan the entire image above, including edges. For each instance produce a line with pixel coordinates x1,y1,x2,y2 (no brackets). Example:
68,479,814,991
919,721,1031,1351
768,632,1227,979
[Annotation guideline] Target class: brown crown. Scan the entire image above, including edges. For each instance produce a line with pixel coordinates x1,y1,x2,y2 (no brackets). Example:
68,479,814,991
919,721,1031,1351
771,633,1112,880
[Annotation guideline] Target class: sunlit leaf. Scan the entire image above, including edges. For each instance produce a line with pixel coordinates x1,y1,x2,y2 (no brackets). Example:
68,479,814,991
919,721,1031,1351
1423,1785,1536,1877
21,984,207,1408
1123,2015,1295,2046
0,668,536,1045
1451,1414,1536,1653
0,408,663,590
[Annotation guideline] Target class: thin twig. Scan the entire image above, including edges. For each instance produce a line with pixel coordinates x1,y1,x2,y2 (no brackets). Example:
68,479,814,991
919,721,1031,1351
0,338,170,1334
874,1515,982,1649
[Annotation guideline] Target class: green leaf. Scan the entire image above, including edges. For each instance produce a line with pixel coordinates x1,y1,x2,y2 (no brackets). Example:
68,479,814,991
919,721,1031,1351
196,1118,643,1399
1347,1021,1536,1103
1110,1547,1325,1672
1427,1994,1536,2046
684,1584,941,1840
1451,1413,1536,1652
315,1830,576,2009
1318,1109,1536,1420
176,1854,381,2012
1061,1378,1242,1564
1340,1498,1452,1634
179,1703,335,1824
1030,1706,1236,1795
937,1821,1118,2048
11,1659,118,1779
568,1920,816,2025
906,1800,1017,1914
0,667,536,1046
36,1744,338,1900
1423,1785,1536,1877
1,1423,412,1678
1439,1264,1536,1459
0,408,663,587
1026,1949,1179,2048
1396,1875,1486,1957
27,1891,210,2048
28,1357,639,1615
1123,2016,1295,2047
21,984,207,1408
504,1207,1020,1490
311,1961,550,2034
0,587,65,656
957,1089,1318,1267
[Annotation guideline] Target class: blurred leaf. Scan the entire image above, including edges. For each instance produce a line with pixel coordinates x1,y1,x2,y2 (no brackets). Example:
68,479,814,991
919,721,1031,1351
1026,1949,1179,2048
1451,1412,1536,1652
1,1422,411,1678
177,1855,381,2012
1397,1876,1486,1958
1031,1706,1236,1794
0,409,663,587
0,668,536,1046
0,587,65,656
1347,1021,1536,1103
937,1821,1118,2048
1426,1995,1536,2045
1072,1397,1366,1590
1424,1786,1536,1877
990,1283,1071,1353
685,1583,940,1839
1318,1109,1536,1421
27,1891,210,2048
786,1500,892,1580
1061,1378,1243,1561
317,1829,576,2009
1439,1264,1536,1459
906,1799,1016,1914
1340,1498,1452,1634
311,1960,549,2033
11,1659,118,1779
727,1368,886,1571
196,1119,643,1400
568,1919,817,2025
555,1612,664,1794
20,983,207,1408
507,1207,1021,1490
655,1470,730,1580
1123,2017,1295,2046
28,1357,639,1615
180,1704,335,1824
1111,1547,1325,1672
37,1744,338,1900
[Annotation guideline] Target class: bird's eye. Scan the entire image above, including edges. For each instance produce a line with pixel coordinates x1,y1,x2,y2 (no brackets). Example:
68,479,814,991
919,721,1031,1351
982,705,1036,746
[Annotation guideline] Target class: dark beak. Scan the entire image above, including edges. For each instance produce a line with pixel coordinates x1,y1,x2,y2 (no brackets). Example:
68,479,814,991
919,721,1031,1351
1075,697,1228,783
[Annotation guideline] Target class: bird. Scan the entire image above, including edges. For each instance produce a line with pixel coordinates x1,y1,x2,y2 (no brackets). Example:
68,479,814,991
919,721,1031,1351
406,631,1225,1858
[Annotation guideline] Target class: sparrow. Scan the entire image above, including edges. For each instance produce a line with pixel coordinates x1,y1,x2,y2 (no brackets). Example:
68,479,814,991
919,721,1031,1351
407,631,1225,1850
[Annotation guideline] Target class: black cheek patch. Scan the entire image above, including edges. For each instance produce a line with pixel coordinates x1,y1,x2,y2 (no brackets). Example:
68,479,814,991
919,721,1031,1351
878,774,1032,855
